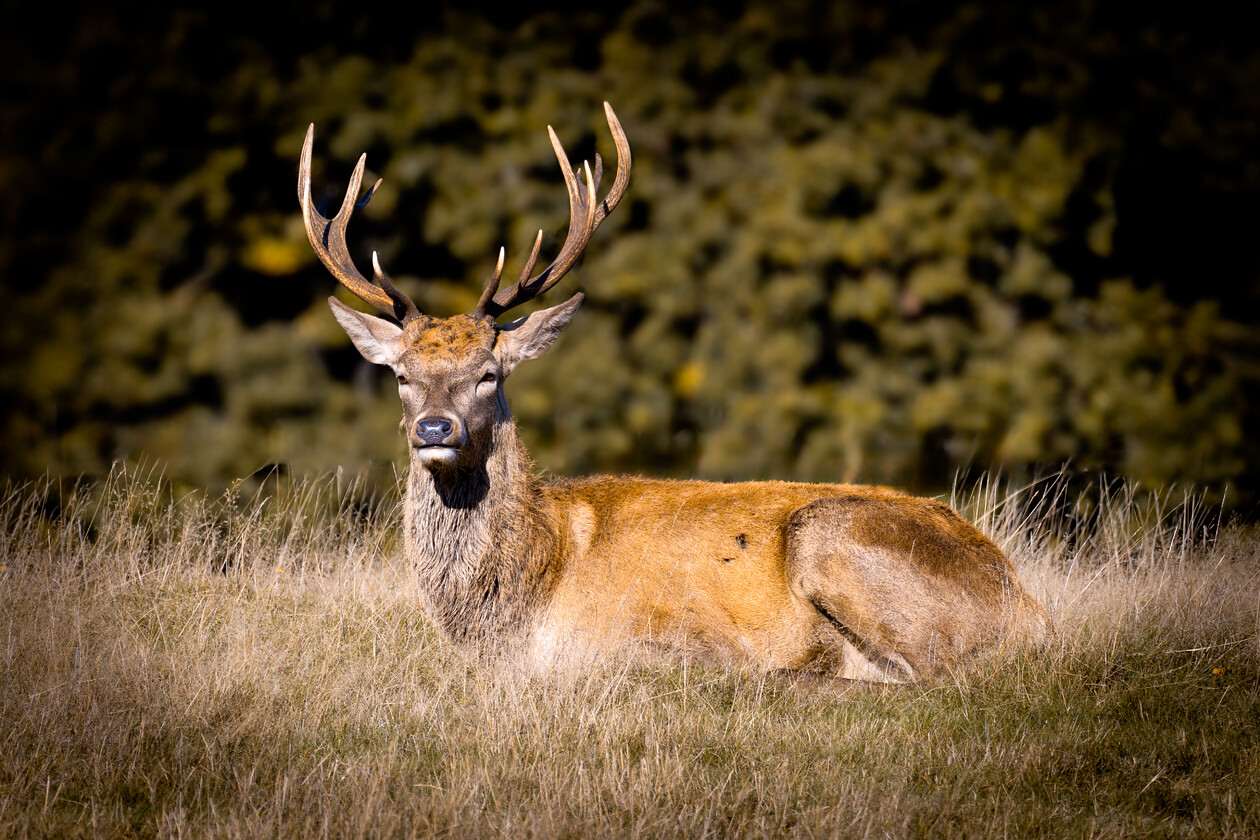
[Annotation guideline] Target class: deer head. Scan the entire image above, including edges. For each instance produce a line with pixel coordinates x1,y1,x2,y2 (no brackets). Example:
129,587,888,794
299,104,630,472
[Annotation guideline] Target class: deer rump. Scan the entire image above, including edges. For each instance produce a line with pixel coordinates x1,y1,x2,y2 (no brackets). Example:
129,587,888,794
298,104,1051,683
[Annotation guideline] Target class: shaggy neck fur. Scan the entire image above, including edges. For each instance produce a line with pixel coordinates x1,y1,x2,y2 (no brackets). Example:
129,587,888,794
404,414,561,646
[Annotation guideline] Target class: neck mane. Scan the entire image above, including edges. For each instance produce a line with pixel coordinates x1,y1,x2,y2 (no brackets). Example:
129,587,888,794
403,418,559,645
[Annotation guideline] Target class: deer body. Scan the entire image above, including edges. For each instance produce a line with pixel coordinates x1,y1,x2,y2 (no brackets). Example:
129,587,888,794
300,104,1050,682
400,406,1046,680
541,477,1035,677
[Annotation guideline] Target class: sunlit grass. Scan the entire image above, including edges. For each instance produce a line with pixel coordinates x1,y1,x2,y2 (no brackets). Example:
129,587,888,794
1,466,1257,838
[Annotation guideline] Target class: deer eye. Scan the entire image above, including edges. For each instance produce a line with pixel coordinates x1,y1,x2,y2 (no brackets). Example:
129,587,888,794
396,374,408,385
480,371,497,384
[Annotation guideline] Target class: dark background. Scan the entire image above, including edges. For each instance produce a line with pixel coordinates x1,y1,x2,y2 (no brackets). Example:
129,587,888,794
2,0,1257,506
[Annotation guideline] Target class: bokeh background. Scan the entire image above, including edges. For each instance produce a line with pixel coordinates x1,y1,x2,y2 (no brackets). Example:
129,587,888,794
2,1,1258,506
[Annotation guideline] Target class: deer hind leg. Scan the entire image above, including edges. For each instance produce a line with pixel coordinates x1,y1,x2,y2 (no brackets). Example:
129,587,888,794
785,495,1024,682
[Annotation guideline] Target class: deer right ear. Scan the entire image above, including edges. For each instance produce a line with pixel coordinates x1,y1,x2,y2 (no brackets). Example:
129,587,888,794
328,296,402,366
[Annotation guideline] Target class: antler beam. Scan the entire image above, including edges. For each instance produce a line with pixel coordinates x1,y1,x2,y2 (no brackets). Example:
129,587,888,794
298,126,421,324
474,101,632,319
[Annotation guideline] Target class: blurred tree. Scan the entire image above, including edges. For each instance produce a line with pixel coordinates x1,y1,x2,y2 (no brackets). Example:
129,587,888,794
1,0,1256,504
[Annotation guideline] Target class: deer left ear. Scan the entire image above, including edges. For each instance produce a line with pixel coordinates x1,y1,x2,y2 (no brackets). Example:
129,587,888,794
495,292,584,374
329,296,403,366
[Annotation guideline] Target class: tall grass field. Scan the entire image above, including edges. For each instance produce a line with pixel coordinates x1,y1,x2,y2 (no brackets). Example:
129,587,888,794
2,466,1257,838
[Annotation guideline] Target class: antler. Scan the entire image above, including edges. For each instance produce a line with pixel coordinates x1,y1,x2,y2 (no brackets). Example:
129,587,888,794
298,125,421,324
474,101,632,319
300,105,631,324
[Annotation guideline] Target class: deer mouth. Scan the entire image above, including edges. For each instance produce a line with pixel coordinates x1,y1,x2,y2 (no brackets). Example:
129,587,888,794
416,443,461,465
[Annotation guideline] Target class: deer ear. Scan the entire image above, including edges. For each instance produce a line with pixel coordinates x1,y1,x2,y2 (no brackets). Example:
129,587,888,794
495,292,584,374
329,297,402,366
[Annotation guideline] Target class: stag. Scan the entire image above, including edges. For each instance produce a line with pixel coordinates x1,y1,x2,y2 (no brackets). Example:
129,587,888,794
298,103,1050,681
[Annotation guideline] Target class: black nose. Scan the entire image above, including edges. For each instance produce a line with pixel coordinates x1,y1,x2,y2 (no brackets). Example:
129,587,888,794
416,417,454,446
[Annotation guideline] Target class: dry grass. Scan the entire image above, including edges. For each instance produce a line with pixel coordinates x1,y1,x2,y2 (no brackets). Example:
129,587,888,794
2,466,1257,838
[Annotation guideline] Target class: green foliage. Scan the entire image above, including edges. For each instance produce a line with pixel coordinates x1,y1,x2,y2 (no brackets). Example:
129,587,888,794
2,1,1257,500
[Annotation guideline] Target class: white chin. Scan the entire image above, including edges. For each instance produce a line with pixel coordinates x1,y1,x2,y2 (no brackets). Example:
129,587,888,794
416,446,460,467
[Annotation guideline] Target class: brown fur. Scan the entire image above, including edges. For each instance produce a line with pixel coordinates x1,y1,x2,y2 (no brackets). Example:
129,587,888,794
329,307,1052,682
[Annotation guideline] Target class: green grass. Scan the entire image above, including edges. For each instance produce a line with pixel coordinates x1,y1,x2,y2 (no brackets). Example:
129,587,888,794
1,466,1257,838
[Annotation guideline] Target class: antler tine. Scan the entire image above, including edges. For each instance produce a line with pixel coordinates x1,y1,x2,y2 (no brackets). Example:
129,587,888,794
593,101,631,227
480,103,632,319
514,229,545,287
473,248,507,316
299,124,422,324
589,153,605,199
373,252,422,323
474,230,543,318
